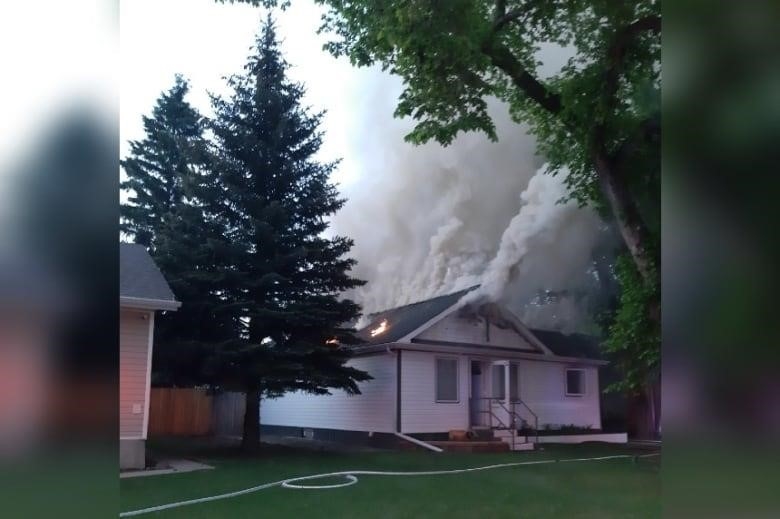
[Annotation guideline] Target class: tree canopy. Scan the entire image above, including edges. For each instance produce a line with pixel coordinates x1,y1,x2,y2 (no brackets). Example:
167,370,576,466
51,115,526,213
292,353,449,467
121,77,236,386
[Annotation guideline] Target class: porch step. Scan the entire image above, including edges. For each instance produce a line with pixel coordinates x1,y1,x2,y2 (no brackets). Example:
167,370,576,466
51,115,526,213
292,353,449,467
492,429,535,451
469,427,496,441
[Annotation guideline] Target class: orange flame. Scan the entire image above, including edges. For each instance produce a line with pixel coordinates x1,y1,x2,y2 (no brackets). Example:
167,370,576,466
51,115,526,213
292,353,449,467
369,319,388,337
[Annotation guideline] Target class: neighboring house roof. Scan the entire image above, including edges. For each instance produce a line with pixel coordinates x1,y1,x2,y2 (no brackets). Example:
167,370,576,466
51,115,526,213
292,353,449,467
528,329,603,360
355,286,479,345
119,243,180,311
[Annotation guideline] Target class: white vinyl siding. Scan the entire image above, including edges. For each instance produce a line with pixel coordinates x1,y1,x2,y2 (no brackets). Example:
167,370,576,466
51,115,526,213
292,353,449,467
414,313,537,350
401,351,469,433
260,354,396,433
120,309,152,439
257,350,601,435
515,360,601,429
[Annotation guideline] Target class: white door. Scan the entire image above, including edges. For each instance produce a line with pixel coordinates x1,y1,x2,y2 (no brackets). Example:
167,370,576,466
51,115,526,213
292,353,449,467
469,361,484,427
490,362,511,427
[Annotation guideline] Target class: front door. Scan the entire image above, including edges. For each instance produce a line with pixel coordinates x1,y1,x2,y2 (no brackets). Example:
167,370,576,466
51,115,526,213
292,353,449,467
490,362,511,428
469,361,484,427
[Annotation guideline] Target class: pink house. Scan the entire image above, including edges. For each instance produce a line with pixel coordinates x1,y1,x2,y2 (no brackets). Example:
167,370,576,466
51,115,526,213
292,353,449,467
119,243,179,470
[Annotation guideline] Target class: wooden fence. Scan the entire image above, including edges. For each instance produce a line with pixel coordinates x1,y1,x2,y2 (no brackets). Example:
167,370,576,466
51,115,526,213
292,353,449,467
148,388,245,437
213,391,246,437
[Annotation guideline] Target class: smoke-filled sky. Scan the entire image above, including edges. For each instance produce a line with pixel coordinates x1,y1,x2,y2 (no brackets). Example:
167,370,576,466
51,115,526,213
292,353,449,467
121,0,614,333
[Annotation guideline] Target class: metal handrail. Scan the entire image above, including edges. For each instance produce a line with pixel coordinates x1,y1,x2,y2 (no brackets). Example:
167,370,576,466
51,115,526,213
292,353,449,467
510,398,539,444
470,396,540,446
470,397,510,430
492,399,517,450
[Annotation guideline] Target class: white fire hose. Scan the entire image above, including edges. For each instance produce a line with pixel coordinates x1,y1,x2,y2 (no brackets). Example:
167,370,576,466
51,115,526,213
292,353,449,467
120,453,659,517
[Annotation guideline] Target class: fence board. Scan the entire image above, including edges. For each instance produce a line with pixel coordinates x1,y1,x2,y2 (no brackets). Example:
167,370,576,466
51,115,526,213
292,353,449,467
213,392,246,436
148,388,212,436
149,388,245,437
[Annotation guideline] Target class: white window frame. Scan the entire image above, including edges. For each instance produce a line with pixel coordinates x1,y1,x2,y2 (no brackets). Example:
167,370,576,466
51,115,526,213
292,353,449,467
435,356,460,403
565,368,586,397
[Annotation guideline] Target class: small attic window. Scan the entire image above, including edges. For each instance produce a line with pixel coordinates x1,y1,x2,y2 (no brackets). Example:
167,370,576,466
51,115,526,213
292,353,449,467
565,369,585,396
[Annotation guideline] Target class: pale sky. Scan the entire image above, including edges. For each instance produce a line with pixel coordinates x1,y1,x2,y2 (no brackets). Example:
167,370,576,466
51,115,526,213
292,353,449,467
0,0,117,176
120,0,369,189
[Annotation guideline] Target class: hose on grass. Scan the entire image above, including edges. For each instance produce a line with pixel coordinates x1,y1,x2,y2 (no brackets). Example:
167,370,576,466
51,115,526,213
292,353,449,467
119,453,660,517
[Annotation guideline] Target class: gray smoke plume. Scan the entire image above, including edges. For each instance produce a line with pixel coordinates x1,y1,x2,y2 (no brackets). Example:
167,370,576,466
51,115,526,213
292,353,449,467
332,69,611,333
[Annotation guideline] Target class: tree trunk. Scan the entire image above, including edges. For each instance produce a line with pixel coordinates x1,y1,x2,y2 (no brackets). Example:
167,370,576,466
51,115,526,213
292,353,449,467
647,375,661,438
594,152,658,286
242,387,260,452
628,378,661,440
628,392,651,439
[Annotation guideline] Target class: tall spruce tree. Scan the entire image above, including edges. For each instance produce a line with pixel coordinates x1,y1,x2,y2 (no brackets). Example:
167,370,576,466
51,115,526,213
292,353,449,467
208,16,369,450
121,77,235,385
122,75,201,246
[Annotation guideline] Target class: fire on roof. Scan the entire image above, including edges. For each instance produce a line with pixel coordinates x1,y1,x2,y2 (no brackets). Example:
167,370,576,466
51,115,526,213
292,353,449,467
369,319,388,337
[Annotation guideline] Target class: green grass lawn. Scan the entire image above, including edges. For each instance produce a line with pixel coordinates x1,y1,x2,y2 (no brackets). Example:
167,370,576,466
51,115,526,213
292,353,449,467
121,440,660,518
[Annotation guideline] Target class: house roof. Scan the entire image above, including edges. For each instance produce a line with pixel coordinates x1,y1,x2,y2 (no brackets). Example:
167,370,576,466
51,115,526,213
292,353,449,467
119,243,180,311
355,286,479,345
351,287,604,364
528,328,603,360
353,285,604,364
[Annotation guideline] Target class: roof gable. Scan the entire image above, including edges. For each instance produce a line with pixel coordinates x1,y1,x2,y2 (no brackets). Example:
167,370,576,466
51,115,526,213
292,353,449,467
353,289,603,362
412,310,540,351
355,286,478,345
119,243,179,310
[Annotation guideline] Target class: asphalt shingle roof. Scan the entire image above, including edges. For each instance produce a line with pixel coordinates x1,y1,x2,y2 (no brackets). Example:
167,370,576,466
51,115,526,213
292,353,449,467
119,243,177,302
529,328,603,360
355,286,478,345
351,287,603,361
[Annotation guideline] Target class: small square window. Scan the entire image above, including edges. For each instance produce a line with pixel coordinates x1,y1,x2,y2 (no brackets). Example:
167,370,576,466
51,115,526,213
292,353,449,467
436,358,459,402
565,369,585,396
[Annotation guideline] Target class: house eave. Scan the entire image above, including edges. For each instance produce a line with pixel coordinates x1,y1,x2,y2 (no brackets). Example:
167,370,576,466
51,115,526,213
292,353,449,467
352,341,607,366
120,296,181,312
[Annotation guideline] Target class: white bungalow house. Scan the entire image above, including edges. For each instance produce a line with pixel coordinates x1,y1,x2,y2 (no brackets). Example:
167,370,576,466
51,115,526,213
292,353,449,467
261,286,625,451
119,243,180,469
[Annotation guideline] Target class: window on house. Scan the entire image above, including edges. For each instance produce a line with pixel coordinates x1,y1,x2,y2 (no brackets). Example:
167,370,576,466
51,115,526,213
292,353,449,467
492,364,505,399
565,369,585,396
436,358,459,402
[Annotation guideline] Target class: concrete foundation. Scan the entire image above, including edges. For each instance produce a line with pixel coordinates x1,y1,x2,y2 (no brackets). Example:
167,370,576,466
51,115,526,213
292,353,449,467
536,432,628,444
120,439,145,470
